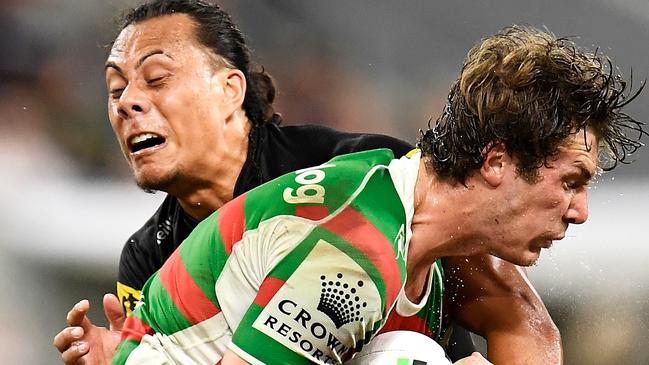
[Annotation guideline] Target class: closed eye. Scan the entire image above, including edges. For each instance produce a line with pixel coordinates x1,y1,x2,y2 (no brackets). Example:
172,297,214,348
110,88,124,98
563,181,576,191
147,75,167,85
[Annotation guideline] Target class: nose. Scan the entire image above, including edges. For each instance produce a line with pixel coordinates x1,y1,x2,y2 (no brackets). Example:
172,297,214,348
115,84,151,119
563,187,589,225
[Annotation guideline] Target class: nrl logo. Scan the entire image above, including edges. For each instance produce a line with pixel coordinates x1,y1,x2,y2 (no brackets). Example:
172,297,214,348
317,273,368,328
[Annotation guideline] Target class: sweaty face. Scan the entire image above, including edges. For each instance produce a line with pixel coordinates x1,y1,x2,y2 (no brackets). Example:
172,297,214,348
491,129,599,266
105,14,231,191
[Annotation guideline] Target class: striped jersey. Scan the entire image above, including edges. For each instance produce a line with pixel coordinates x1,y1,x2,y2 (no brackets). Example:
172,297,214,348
112,149,445,365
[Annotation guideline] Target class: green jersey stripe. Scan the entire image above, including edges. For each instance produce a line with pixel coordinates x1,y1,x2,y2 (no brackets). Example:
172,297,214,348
177,213,223,308
232,303,314,364
348,168,406,276
143,273,193,333
112,339,140,365
158,248,221,325
264,227,320,281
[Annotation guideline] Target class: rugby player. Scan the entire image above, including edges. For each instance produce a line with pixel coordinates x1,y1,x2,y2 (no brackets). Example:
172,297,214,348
108,23,644,364
52,0,640,363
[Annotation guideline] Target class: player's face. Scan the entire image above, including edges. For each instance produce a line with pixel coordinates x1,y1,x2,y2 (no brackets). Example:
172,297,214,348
105,14,235,191
491,129,599,266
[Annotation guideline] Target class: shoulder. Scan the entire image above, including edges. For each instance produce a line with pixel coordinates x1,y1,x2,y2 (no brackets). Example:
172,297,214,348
243,149,396,225
277,124,414,158
118,195,179,288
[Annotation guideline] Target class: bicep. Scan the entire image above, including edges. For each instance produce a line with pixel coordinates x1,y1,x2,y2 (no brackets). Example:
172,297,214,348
443,254,548,335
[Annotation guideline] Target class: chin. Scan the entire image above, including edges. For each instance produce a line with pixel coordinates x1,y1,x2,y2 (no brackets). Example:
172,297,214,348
494,250,540,267
134,171,178,193
517,256,540,267
518,249,542,267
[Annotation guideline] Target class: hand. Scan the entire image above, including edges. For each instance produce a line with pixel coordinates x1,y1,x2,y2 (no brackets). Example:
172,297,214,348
454,352,493,365
53,294,125,365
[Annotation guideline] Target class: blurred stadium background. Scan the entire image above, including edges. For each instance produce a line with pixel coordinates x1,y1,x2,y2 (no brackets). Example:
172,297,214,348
1,0,648,364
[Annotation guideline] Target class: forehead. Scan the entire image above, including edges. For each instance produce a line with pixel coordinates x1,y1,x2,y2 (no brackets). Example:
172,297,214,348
555,128,600,173
108,14,203,64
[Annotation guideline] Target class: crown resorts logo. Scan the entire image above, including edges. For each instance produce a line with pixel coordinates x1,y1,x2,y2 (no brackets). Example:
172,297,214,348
317,273,368,328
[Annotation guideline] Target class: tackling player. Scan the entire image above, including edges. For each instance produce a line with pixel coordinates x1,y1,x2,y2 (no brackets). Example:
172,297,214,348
111,24,644,364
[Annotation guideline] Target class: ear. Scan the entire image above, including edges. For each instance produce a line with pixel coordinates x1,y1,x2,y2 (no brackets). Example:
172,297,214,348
480,142,510,187
220,68,247,118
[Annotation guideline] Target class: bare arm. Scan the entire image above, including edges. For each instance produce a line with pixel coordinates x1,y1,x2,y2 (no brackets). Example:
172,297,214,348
444,255,562,365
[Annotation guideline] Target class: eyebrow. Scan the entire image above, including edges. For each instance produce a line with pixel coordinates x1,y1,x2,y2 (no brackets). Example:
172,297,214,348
575,164,594,182
105,49,169,73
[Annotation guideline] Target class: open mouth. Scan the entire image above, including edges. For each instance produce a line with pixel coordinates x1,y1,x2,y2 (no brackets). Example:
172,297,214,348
128,133,166,153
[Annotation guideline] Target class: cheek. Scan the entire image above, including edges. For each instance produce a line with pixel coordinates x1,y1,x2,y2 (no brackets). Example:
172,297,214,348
540,192,570,223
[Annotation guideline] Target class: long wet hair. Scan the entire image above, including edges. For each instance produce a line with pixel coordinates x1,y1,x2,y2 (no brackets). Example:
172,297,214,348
119,0,281,126
419,25,645,183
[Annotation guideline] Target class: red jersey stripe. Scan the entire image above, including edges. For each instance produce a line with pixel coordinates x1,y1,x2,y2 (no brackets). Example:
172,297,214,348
218,193,247,255
295,205,329,221
321,206,401,314
121,316,154,342
253,277,286,308
158,249,221,324
378,312,433,338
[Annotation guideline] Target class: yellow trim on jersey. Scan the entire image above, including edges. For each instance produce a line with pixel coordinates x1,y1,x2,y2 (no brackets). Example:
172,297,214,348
405,148,419,158
117,281,142,316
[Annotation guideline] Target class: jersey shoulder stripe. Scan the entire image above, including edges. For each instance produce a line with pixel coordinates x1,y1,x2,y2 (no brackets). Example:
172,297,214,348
158,248,221,325
121,316,154,342
320,206,402,316
241,148,397,231
217,192,246,255
252,276,286,308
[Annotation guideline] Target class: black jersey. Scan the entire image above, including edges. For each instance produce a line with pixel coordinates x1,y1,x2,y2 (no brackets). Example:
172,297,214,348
115,122,476,360
116,123,413,314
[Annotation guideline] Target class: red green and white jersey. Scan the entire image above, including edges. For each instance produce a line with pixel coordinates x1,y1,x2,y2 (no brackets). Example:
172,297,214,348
113,149,445,365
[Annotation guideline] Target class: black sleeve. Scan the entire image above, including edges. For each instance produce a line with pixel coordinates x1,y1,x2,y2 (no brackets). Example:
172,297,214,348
116,196,197,314
117,215,165,291
279,124,414,163
328,132,414,158
117,195,181,290
116,212,166,315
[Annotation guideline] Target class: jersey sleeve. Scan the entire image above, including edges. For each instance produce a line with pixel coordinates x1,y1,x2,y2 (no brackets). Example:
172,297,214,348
117,195,187,316
117,237,151,315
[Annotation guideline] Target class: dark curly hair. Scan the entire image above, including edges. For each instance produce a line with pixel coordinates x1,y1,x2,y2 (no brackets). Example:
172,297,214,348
118,0,281,126
419,25,645,183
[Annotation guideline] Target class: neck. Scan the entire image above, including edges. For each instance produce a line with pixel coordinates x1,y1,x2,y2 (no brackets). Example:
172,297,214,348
174,116,253,220
404,160,488,300
176,178,242,220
